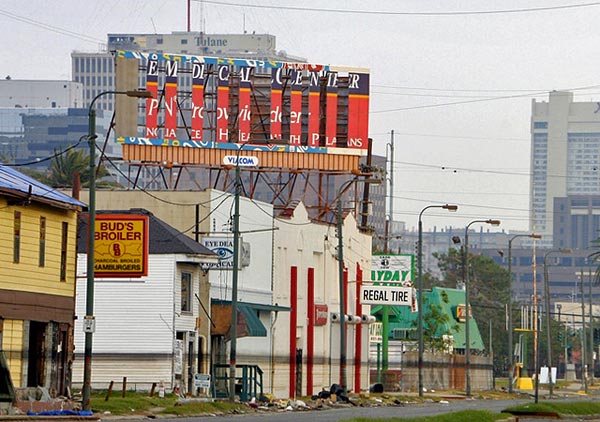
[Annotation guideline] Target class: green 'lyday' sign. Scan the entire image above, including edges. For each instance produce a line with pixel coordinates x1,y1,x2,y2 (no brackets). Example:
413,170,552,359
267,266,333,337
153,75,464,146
370,254,414,286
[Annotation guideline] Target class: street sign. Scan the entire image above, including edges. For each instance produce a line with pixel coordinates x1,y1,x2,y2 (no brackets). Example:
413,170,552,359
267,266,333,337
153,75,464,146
194,373,211,389
360,285,413,306
93,214,149,278
83,316,96,334
371,254,414,285
223,155,259,166
369,322,383,343
456,304,472,322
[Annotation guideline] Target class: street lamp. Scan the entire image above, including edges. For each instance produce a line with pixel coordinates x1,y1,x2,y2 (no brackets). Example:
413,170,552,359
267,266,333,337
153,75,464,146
541,248,571,400
83,89,152,411
464,218,501,397
417,204,458,397
337,174,381,393
507,233,541,394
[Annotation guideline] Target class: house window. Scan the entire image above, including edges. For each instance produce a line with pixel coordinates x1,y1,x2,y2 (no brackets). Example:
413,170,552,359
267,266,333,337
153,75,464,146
39,216,46,267
13,211,21,263
60,222,68,281
181,272,192,312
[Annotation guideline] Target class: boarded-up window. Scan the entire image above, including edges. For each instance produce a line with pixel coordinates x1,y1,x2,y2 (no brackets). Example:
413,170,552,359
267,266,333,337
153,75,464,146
60,222,68,281
13,211,21,263
181,272,192,312
39,216,46,267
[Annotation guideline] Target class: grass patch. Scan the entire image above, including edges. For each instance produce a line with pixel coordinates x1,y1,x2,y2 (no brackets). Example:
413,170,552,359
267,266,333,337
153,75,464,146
160,400,245,416
346,410,509,422
88,391,245,416
504,401,600,416
90,391,177,415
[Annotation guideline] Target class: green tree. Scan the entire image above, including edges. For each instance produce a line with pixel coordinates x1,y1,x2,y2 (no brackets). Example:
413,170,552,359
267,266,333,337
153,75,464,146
414,293,460,353
0,153,48,182
45,148,115,188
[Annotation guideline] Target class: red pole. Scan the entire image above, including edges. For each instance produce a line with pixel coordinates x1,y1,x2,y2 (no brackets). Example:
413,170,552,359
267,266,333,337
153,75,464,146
355,264,363,393
341,268,348,386
289,266,298,397
307,268,315,396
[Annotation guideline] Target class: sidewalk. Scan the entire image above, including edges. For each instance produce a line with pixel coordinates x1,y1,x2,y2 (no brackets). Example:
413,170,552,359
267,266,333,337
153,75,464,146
1,383,598,421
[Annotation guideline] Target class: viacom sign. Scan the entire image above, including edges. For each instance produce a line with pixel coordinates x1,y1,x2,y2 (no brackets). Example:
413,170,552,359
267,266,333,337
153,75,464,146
223,155,259,166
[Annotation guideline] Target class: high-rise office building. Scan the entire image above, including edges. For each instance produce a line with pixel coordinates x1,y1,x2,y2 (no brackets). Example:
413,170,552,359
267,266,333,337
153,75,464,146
530,91,600,247
0,79,110,168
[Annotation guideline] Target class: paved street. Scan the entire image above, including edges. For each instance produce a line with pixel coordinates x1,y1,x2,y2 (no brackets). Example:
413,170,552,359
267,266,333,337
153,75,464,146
103,397,530,422
94,389,600,422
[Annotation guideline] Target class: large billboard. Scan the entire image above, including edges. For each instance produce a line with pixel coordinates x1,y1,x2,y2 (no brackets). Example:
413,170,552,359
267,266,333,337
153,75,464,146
115,51,370,171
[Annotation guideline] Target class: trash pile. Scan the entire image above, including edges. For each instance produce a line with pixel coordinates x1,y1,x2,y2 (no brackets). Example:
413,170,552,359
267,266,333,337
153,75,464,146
11,387,77,416
243,383,406,412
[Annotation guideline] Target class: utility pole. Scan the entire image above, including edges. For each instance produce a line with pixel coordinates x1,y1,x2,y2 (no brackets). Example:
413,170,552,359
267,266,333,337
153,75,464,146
382,130,394,372
589,275,594,386
389,130,394,234
580,269,588,393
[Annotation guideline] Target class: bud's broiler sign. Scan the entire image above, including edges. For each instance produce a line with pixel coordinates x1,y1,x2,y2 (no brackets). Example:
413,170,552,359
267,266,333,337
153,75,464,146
93,214,149,278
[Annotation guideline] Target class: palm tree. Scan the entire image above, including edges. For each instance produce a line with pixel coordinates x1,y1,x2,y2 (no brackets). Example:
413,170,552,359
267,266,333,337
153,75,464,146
46,148,115,188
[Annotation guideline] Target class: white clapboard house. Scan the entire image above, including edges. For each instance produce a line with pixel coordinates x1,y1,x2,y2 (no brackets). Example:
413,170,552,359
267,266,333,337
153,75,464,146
72,208,217,394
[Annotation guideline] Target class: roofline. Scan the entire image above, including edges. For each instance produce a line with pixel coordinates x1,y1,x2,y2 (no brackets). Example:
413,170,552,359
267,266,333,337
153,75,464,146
0,188,84,211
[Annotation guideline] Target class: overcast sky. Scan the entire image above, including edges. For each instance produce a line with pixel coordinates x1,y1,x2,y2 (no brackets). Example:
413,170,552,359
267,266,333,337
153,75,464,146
3,0,600,233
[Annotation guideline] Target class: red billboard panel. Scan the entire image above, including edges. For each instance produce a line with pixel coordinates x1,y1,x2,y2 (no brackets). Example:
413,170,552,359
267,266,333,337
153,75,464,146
144,55,159,138
191,61,205,141
289,70,303,145
216,64,230,142
347,72,370,149
238,66,252,143
164,60,179,139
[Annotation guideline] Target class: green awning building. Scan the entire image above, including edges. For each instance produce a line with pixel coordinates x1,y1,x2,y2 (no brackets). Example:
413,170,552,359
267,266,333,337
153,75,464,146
372,287,485,352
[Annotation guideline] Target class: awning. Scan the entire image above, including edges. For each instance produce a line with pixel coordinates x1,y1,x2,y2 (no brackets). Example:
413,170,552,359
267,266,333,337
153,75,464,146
238,304,266,337
370,305,406,321
210,300,291,339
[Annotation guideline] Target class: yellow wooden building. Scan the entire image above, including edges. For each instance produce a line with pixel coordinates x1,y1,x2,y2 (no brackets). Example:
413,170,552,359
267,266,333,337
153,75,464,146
0,165,84,396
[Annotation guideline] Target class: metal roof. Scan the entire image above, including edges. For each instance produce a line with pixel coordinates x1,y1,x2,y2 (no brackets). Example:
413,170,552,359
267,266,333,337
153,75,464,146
0,164,85,209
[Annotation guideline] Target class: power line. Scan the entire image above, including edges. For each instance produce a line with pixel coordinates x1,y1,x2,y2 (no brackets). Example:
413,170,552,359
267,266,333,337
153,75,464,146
372,85,600,113
393,160,531,177
0,9,103,44
391,195,530,214
372,84,548,93
198,1,600,16
377,131,529,143
393,159,600,180
4,136,87,167
99,151,231,208
372,91,512,99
